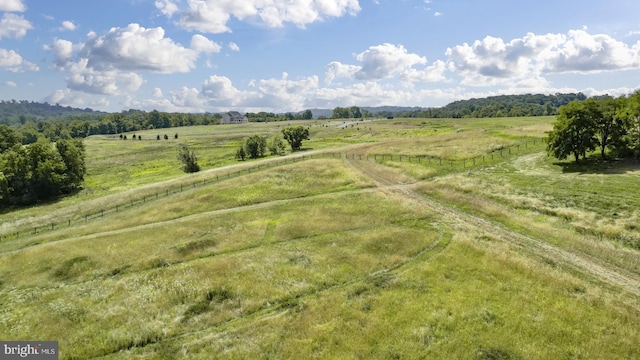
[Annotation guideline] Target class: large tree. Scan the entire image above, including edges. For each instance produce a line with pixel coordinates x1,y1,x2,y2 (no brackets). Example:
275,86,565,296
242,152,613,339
282,126,309,151
350,106,362,119
0,139,86,205
267,135,286,156
56,139,86,190
301,109,313,120
547,100,598,162
0,125,22,152
27,140,67,200
595,96,626,159
244,135,267,159
621,91,640,158
332,107,350,119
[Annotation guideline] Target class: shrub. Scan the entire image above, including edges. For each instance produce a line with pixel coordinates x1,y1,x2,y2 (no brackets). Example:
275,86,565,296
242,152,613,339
177,145,200,173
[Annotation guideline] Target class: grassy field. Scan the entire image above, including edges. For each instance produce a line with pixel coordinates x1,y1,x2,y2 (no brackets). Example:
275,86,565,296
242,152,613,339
1,116,639,359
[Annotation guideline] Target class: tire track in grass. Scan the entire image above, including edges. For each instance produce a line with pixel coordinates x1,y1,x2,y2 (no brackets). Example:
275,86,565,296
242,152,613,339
347,158,640,298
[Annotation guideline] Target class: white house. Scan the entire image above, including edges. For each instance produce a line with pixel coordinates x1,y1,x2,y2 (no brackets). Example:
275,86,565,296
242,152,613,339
221,111,248,124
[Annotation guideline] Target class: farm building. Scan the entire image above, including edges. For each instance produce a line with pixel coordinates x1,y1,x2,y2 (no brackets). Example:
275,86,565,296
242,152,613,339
221,111,248,124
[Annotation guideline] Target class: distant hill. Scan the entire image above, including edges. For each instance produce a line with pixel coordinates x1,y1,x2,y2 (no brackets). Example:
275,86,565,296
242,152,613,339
308,93,589,119
0,100,106,126
409,93,588,118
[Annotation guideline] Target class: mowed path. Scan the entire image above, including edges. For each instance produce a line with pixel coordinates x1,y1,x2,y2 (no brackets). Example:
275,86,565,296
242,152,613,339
347,158,640,297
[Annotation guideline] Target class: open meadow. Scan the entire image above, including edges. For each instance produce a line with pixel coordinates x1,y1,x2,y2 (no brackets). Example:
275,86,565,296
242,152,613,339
1,116,640,359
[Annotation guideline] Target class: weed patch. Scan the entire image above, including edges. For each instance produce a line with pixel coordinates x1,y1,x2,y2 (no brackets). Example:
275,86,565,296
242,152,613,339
108,264,131,276
184,287,236,318
147,258,170,269
173,238,217,255
51,256,92,280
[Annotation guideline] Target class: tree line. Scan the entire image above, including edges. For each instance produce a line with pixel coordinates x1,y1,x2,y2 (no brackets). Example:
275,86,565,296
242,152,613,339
382,93,588,119
1,125,86,206
547,91,640,162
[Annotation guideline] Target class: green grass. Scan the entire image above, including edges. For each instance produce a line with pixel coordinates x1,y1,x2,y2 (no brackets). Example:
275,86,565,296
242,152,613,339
1,116,639,359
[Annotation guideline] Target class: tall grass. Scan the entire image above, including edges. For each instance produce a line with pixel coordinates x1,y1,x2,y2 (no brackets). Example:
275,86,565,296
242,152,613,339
1,116,639,359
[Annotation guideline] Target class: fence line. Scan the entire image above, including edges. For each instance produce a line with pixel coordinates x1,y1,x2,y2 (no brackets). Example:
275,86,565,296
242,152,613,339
0,138,545,242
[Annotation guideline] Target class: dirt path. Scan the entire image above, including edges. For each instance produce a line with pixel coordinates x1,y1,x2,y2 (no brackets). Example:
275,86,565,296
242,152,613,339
347,158,640,297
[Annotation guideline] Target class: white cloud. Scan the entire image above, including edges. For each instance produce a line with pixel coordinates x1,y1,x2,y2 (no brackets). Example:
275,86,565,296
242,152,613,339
0,48,38,72
446,29,640,86
229,42,240,52
202,75,248,105
248,72,320,109
170,86,206,108
81,23,200,73
354,43,427,80
324,44,446,85
44,23,228,98
60,20,77,31
0,0,26,12
324,61,360,85
401,59,447,82
0,13,33,39
45,88,110,109
44,39,75,69
159,0,361,33
155,0,179,17
4,80,17,87
152,87,164,98
66,58,144,95
157,72,323,112
190,34,221,53
543,30,640,73
434,12,443,16
0,48,23,68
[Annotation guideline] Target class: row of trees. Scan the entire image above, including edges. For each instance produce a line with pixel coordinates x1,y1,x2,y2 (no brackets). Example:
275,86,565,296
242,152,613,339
547,92,640,162
2,103,321,144
236,126,309,161
1,125,86,205
331,106,370,119
246,110,313,122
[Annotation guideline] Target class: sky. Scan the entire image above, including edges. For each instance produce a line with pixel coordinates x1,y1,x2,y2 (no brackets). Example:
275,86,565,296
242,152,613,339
1,0,640,114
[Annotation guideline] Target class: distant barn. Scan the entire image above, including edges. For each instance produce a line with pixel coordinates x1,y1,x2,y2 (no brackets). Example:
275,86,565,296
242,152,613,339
221,111,248,124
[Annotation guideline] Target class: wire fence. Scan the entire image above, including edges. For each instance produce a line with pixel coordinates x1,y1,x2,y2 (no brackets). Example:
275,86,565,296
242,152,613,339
0,138,545,243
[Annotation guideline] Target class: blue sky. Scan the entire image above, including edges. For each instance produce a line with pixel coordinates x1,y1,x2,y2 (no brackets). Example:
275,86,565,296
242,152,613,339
1,0,640,113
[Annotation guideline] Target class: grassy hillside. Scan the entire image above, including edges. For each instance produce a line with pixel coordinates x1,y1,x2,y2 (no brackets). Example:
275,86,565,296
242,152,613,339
1,116,639,359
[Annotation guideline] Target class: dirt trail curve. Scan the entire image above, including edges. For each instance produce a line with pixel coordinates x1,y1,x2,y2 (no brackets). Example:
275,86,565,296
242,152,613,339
347,158,640,298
